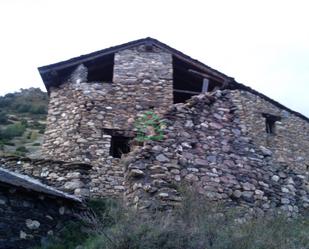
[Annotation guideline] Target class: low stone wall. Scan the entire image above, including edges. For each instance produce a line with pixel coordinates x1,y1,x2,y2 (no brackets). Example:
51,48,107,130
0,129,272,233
0,156,126,198
0,182,89,249
0,156,92,197
123,91,309,215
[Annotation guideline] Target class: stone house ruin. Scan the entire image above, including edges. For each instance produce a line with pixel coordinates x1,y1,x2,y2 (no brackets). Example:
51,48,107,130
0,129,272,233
35,37,308,213
1,37,306,248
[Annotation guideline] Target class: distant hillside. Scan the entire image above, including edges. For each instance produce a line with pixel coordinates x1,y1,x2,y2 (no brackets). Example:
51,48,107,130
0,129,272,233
0,88,48,157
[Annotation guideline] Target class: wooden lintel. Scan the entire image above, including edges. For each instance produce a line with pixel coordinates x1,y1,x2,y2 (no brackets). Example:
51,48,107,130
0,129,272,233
262,113,281,121
188,69,210,78
188,69,224,84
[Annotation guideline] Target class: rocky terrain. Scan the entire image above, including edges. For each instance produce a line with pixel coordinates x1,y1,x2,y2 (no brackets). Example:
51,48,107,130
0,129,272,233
0,88,48,157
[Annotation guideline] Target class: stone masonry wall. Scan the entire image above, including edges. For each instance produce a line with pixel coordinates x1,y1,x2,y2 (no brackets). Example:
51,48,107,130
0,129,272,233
40,43,308,205
0,183,89,249
230,90,309,172
0,156,91,197
42,45,173,197
123,90,309,216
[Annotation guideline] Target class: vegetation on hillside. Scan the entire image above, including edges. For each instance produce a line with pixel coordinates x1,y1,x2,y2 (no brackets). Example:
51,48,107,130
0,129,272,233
0,88,48,156
0,88,48,115
34,190,309,249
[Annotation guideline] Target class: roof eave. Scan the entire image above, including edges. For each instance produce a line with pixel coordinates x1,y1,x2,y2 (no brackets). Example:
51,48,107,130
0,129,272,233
228,80,309,122
0,167,82,203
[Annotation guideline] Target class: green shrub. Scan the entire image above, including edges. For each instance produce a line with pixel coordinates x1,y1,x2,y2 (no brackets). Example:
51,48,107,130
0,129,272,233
13,151,26,157
0,122,26,139
0,97,12,108
32,142,41,146
35,191,309,249
0,112,8,124
88,198,124,227
29,105,47,114
16,146,29,153
134,111,165,142
33,222,92,249
34,188,309,249
39,128,45,134
83,200,308,249
21,119,28,127
3,141,15,146
16,103,32,113
27,131,32,139
30,121,46,130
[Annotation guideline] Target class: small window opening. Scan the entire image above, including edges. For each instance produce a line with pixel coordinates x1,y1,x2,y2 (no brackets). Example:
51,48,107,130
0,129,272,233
110,136,131,158
265,118,276,134
190,142,198,149
262,113,281,135
85,53,114,83
145,41,154,52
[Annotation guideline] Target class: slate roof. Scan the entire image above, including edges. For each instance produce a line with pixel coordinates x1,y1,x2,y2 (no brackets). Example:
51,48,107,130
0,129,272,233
0,167,81,202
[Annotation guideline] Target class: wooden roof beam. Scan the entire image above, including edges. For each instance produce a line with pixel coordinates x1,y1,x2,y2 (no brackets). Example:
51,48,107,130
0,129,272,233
188,69,229,88
173,89,201,95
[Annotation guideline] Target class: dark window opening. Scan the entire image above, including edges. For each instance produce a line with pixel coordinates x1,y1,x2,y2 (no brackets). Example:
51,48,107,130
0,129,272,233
172,56,223,103
110,136,131,158
85,53,114,83
190,142,198,149
145,41,154,52
262,113,281,135
265,118,276,134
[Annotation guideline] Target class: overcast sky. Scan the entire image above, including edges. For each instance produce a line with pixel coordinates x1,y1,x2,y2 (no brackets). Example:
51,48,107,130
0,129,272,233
0,0,308,117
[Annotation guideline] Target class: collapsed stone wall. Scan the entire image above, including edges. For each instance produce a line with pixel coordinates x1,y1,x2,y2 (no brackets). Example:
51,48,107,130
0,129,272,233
0,183,89,249
123,90,309,215
0,156,125,198
42,45,173,196
230,90,309,172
